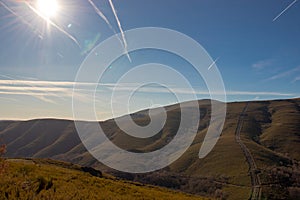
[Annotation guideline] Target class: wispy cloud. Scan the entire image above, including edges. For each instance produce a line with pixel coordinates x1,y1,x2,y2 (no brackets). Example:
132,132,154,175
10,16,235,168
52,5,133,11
222,90,294,97
0,79,296,105
252,59,273,70
0,79,297,121
0,96,19,102
104,85,295,97
292,76,300,83
266,66,300,81
0,78,73,104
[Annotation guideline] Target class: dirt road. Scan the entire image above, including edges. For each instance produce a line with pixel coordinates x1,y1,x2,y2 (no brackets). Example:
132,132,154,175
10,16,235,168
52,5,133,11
235,103,262,200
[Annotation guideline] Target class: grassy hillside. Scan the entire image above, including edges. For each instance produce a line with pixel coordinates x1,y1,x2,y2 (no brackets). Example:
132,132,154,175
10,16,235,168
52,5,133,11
1,98,300,199
0,159,207,200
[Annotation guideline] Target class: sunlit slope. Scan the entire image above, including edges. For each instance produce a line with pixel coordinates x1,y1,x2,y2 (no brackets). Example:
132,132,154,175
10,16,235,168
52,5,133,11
0,159,206,200
1,98,299,199
2,99,299,164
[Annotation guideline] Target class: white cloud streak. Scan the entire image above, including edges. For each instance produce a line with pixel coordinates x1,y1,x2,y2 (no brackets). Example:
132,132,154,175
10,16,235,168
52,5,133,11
252,59,273,70
87,0,112,27
0,80,296,105
266,66,300,81
0,96,19,102
208,57,219,70
273,0,298,22
292,76,300,83
108,0,131,62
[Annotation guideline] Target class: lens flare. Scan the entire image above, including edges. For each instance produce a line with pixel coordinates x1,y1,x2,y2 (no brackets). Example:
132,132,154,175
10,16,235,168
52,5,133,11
36,0,59,19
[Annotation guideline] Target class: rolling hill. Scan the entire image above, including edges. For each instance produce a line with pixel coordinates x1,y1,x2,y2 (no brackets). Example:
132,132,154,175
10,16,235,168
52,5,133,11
1,98,300,199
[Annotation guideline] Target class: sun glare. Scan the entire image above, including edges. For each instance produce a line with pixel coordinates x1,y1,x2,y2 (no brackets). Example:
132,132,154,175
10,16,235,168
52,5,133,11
36,0,59,19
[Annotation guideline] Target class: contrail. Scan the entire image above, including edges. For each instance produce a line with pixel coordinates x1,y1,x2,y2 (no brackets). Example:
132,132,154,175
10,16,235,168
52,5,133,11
273,0,298,21
87,0,121,40
0,1,44,39
24,2,81,48
87,0,124,47
108,0,131,62
208,57,220,70
86,0,131,61
87,0,112,28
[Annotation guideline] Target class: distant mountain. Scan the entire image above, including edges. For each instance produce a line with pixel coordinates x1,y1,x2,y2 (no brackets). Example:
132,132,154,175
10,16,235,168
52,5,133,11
1,98,300,200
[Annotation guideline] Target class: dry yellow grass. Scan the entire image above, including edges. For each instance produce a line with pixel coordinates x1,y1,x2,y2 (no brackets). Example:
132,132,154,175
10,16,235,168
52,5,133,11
0,159,208,200
1,98,300,199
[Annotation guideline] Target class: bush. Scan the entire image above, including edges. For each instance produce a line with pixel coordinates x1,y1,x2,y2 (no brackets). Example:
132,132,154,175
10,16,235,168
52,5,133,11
36,176,53,194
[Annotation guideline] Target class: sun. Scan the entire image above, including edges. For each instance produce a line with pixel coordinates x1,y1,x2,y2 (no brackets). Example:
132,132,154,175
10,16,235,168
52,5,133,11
36,0,59,19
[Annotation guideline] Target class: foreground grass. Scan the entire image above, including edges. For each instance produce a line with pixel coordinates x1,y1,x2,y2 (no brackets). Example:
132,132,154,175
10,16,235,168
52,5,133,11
0,159,208,200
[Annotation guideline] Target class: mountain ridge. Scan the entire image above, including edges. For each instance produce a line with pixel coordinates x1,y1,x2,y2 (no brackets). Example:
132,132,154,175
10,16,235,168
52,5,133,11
1,98,300,199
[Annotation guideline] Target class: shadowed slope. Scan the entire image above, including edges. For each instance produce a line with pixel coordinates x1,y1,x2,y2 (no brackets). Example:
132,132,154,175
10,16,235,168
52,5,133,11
0,98,299,199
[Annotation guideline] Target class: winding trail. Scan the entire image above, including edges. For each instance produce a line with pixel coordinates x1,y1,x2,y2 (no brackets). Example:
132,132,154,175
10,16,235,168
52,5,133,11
235,103,262,200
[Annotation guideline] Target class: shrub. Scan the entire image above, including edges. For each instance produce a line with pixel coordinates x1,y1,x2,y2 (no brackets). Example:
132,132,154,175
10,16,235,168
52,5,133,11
36,176,53,194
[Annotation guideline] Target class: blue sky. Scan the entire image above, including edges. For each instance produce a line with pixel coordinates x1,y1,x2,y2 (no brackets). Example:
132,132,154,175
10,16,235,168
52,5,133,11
0,0,299,120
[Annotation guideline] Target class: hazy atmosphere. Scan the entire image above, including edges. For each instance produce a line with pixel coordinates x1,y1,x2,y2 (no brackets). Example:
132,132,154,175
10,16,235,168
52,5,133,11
0,0,299,120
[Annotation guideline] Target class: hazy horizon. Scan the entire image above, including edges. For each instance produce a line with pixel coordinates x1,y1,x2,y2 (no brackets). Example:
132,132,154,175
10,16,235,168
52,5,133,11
0,96,299,121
